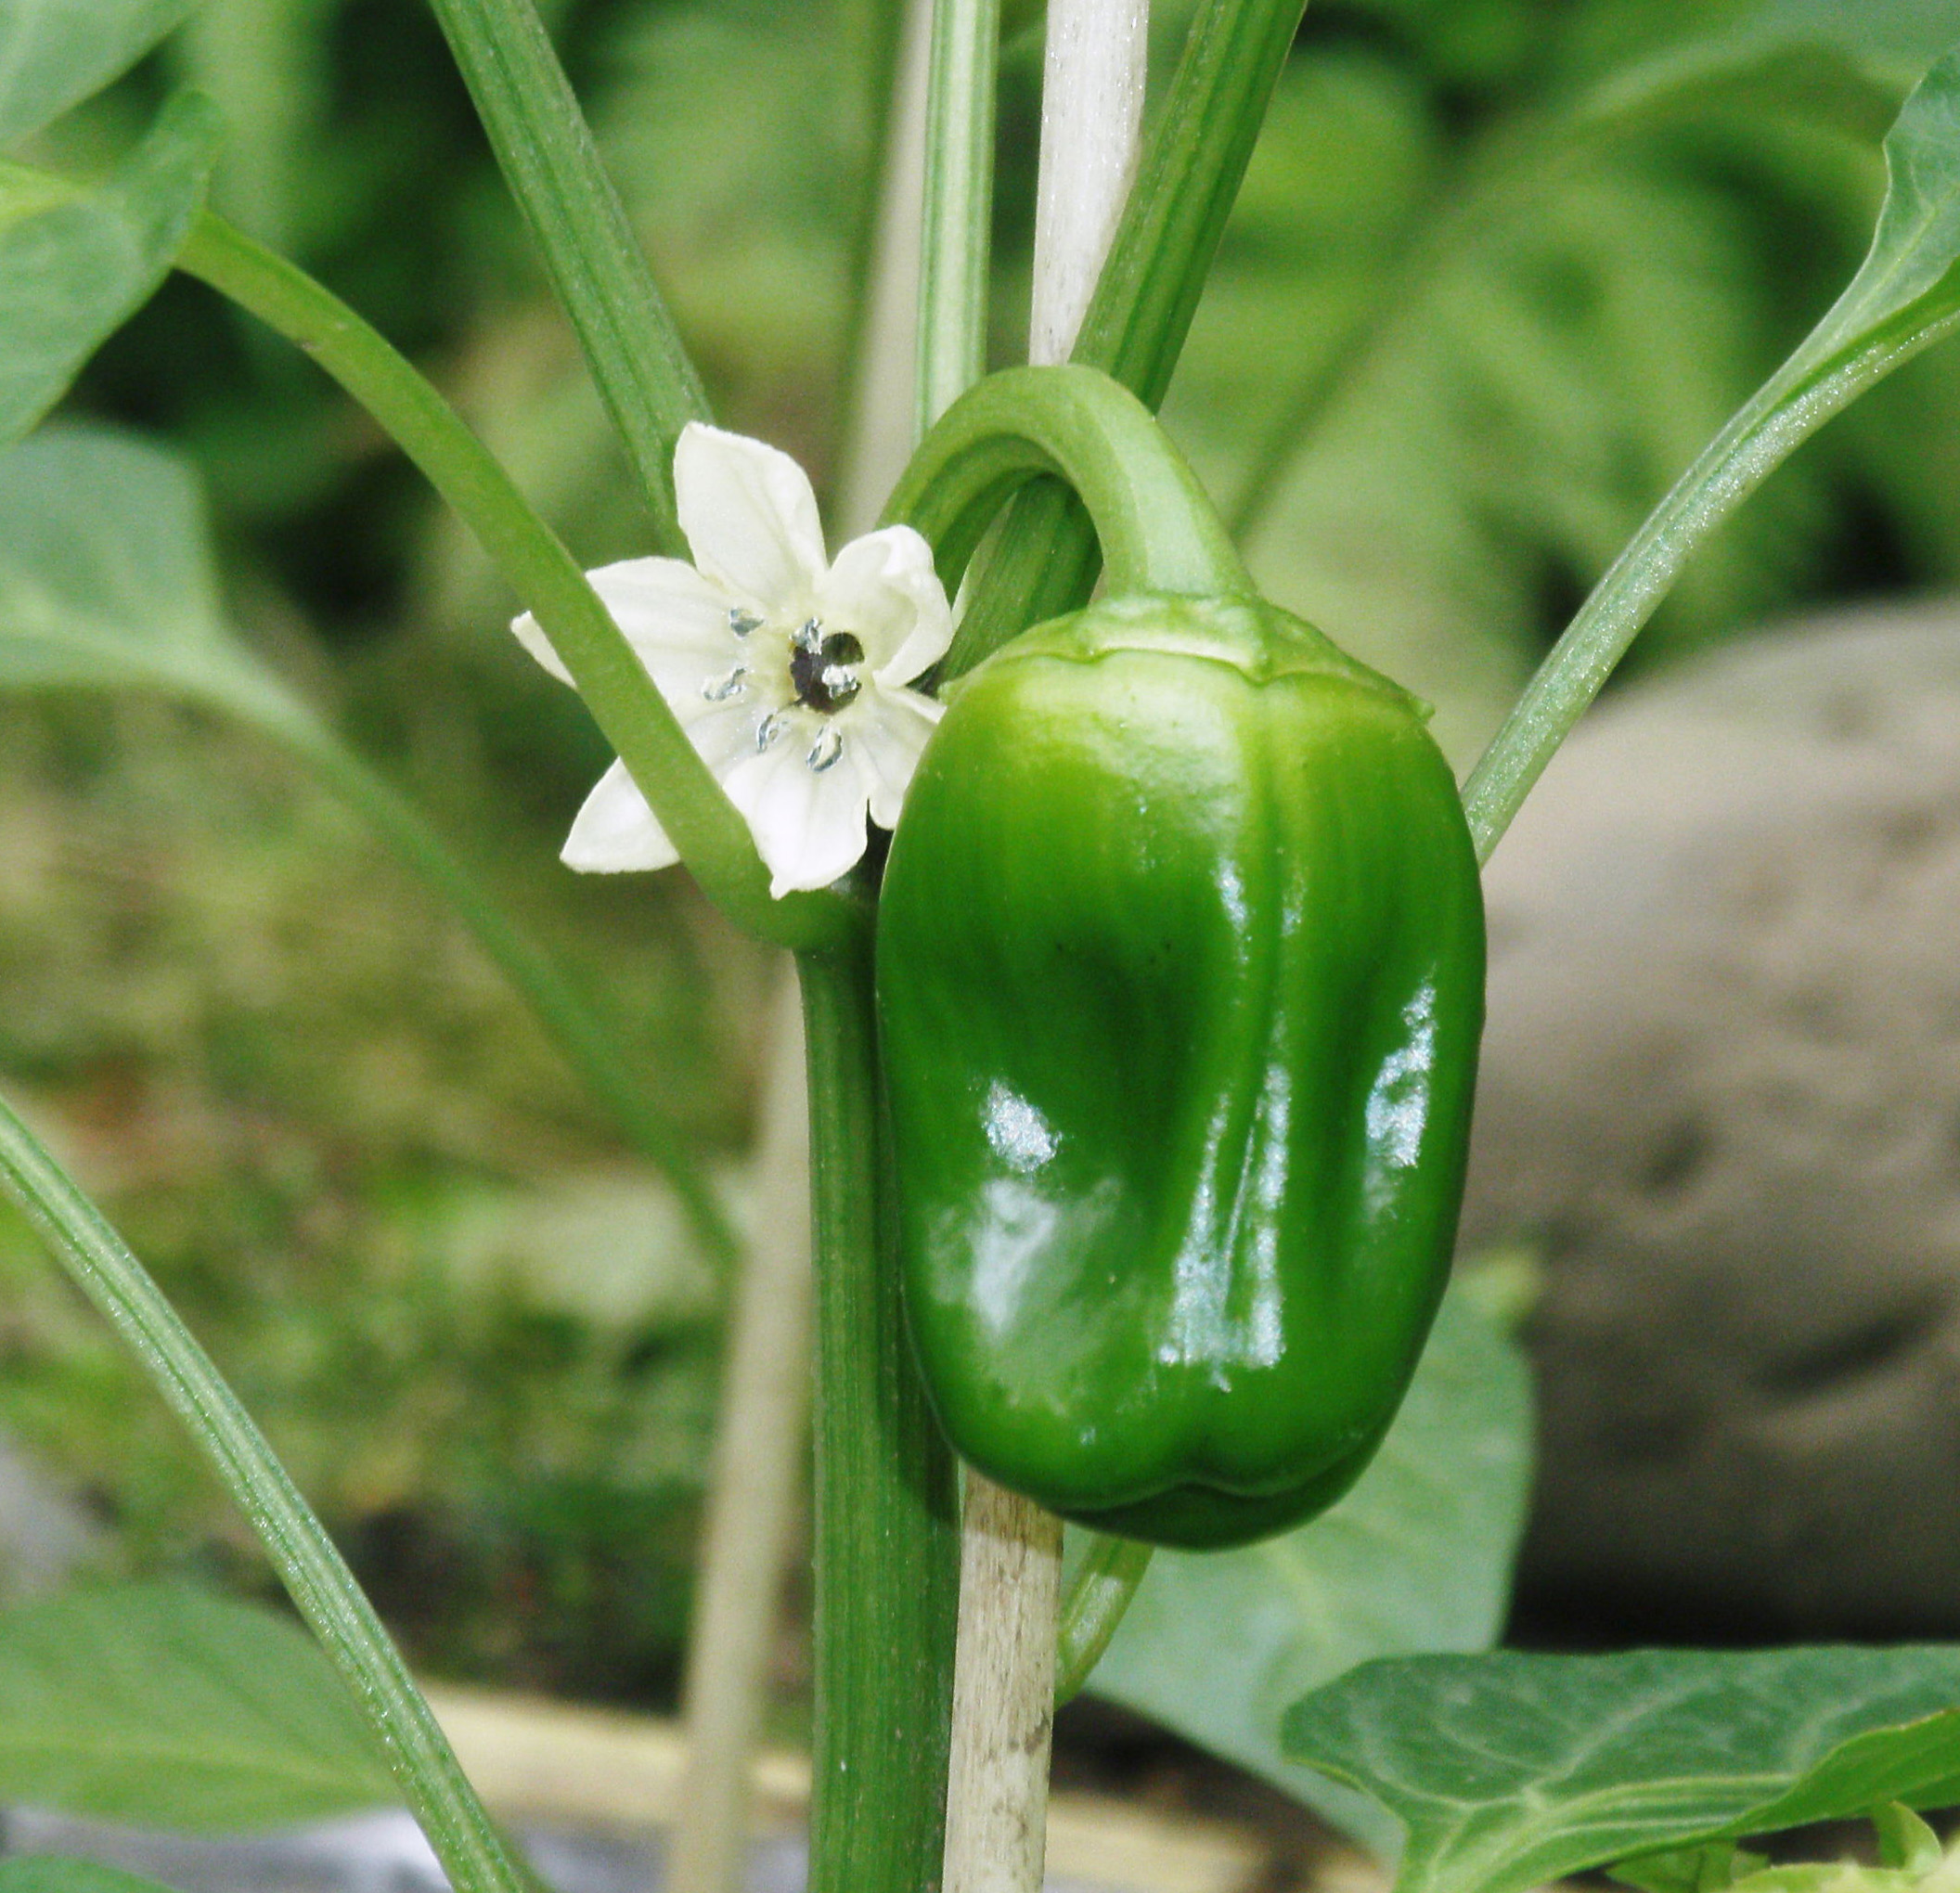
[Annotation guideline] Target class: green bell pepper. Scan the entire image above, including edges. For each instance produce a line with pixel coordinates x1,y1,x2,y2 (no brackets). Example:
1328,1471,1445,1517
877,367,1486,1551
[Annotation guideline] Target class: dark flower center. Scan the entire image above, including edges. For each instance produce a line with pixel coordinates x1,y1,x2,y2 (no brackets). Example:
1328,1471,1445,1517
791,625,866,715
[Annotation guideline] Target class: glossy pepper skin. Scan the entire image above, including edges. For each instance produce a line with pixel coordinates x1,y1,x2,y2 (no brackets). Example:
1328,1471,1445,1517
875,593,1485,1550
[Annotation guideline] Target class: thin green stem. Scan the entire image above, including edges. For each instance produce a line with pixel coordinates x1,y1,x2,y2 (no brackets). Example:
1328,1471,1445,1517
888,363,1252,601
173,212,853,952
944,0,1309,676
800,936,960,1893
222,678,741,1268
0,1092,527,1893
918,0,1001,431
1460,312,1960,867
421,0,708,546
1054,1535,1153,1704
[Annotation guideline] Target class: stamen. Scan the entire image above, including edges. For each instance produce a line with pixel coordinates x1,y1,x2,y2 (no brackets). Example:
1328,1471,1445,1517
790,628,866,715
728,607,764,637
702,664,749,702
806,727,845,773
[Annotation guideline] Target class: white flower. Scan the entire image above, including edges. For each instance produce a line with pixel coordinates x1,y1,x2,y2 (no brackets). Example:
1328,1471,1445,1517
512,422,954,897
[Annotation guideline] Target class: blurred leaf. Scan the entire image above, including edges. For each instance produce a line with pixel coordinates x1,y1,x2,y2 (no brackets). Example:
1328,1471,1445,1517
1284,1646,1960,1893
1464,42,1960,847
0,0,200,149
1085,1278,1534,1859
0,1863,185,1893
0,1583,397,1828
0,92,222,444
1577,0,1960,146
0,422,242,693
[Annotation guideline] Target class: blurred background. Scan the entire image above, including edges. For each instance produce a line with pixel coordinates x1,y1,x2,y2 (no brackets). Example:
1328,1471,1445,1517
6,0,1960,1772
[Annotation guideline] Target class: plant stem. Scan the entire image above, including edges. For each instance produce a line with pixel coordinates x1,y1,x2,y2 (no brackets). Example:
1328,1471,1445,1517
173,211,853,953
942,1480,1064,1893
918,0,1002,428
0,1093,528,1893
217,676,741,1268
799,936,961,1893
672,968,813,1893
421,0,708,546
1053,1535,1153,1703
1460,313,1960,867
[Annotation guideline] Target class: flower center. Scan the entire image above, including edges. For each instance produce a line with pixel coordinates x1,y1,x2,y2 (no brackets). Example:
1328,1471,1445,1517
789,620,865,715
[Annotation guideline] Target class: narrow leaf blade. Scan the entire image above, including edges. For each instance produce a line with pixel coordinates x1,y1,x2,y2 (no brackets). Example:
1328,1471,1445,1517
0,1584,399,1830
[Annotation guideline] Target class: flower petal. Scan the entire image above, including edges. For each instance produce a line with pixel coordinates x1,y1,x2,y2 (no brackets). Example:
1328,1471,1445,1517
722,734,870,896
585,556,742,694
849,685,943,830
822,525,954,685
676,423,826,613
561,760,682,874
511,609,574,686
513,556,733,695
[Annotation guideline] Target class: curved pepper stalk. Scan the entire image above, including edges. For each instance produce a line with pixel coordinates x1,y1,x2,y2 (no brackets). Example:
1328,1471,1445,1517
877,368,1486,1550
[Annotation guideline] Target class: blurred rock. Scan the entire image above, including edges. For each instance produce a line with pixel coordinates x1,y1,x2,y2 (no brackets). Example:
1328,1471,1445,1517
1462,601,1960,1635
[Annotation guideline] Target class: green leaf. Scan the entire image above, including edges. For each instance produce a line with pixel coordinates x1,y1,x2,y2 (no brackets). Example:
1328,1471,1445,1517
1463,42,1960,858
0,0,200,149
1876,1804,1945,1874
0,1100,526,1891
1284,1645,1960,1893
0,91,221,445
0,1861,186,1893
0,422,234,693
1086,1279,1534,1858
0,1583,397,1829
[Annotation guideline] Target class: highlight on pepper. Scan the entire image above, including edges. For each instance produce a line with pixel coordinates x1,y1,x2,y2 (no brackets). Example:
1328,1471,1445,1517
511,422,954,896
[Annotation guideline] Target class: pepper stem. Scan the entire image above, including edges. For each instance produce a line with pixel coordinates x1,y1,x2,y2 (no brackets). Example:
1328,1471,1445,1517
884,362,1252,634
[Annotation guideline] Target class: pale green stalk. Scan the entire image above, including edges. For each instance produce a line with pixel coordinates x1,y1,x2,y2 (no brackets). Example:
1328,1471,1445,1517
918,0,1002,428
172,211,854,953
1461,323,1960,863
1054,1537,1153,1703
420,0,708,545
0,1094,526,1893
